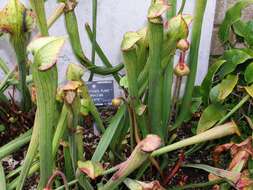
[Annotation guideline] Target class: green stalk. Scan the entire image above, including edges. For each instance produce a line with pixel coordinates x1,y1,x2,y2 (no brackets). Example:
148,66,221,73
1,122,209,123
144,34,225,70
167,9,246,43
151,121,239,157
85,24,121,83
122,34,148,136
47,3,66,29
148,19,164,139
29,0,49,36
0,129,32,160
178,0,186,14
0,58,9,74
170,179,224,190
67,95,81,169
11,36,32,112
26,1,53,186
29,37,63,188
14,104,70,189
161,0,177,138
52,104,69,157
62,142,75,181
217,95,250,125
89,0,98,80
67,63,105,133
15,113,39,190
0,161,6,190
62,1,124,75
174,0,207,129
76,126,84,161
0,69,15,93
100,135,161,190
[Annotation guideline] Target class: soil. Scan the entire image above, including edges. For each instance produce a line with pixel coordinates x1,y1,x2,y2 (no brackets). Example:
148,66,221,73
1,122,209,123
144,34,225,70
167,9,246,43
0,101,221,189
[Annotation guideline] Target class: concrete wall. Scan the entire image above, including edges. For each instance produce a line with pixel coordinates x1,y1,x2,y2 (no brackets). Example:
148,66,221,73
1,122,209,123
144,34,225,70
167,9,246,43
211,0,253,55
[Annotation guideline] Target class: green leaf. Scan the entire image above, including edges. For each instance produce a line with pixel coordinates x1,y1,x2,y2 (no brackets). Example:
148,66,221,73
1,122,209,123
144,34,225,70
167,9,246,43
0,162,6,190
184,164,241,184
91,105,126,161
210,75,238,102
245,62,253,84
200,60,226,105
196,104,226,134
218,0,253,43
233,20,253,47
245,84,253,97
0,125,5,132
219,49,252,77
28,36,66,71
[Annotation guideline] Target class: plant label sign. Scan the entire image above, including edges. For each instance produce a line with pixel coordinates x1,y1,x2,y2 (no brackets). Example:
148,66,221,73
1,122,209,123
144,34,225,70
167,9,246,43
86,80,114,106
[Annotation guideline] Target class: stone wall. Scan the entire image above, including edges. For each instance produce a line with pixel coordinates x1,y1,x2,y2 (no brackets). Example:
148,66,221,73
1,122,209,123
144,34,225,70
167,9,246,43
211,0,253,55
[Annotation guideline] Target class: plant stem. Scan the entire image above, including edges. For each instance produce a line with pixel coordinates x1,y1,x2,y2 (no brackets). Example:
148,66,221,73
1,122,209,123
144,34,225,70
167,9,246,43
32,55,58,189
151,121,239,157
0,129,32,160
178,0,186,14
0,58,9,74
16,114,39,190
0,161,6,190
161,0,177,138
62,2,124,75
217,95,250,125
55,179,78,190
174,0,207,129
169,179,224,190
0,69,15,94
122,47,148,136
47,3,66,29
11,36,31,112
29,0,49,36
148,19,164,139
89,0,98,80
85,24,121,83
52,104,69,157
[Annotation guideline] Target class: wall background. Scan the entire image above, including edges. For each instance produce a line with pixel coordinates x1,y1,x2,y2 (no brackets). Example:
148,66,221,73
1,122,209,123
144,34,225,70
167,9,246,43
0,0,217,97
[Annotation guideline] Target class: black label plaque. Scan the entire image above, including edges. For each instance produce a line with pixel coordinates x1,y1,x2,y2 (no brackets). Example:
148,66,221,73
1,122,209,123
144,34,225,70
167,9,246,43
86,80,114,106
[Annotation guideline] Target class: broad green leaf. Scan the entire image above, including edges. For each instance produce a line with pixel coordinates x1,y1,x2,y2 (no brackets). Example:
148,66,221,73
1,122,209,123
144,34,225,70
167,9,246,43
184,164,241,184
219,49,252,77
233,20,253,47
91,105,126,161
201,60,226,105
28,37,65,71
0,162,6,190
196,104,226,134
210,75,238,102
245,62,253,84
245,84,253,97
219,0,253,43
